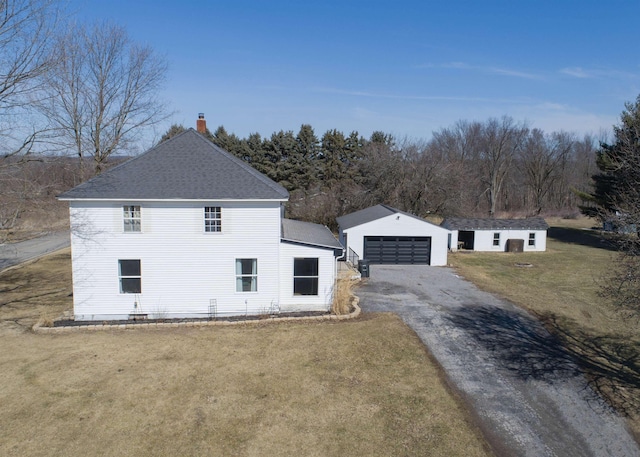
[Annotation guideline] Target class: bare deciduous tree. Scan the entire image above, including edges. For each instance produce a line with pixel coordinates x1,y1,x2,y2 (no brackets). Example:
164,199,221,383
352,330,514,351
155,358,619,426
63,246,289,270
42,22,168,175
0,0,59,164
429,120,483,215
476,116,528,217
520,129,574,214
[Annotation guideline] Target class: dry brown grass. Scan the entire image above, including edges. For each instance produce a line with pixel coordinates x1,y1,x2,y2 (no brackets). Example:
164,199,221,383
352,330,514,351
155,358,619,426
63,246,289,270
0,251,491,457
331,276,357,315
0,249,73,333
449,217,640,438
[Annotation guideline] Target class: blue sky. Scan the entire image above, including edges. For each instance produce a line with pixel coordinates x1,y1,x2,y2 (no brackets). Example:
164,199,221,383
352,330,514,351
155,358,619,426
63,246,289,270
70,0,640,144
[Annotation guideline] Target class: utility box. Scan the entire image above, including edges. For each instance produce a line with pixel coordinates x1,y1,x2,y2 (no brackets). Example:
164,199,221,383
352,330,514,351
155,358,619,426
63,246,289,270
359,260,370,278
506,239,524,253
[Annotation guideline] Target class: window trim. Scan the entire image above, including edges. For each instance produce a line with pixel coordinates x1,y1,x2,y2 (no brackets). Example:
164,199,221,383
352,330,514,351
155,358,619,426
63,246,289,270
235,258,258,293
204,206,222,233
492,232,500,247
123,205,141,233
118,259,141,294
528,232,536,247
293,257,319,296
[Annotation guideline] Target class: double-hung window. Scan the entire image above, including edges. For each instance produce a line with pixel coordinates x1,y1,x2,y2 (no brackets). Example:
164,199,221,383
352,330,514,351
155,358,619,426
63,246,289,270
492,232,500,246
236,259,257,292
123,205,141,232
204,206,221,232
528,232,536,247
119,260,141,293
293,258,319,296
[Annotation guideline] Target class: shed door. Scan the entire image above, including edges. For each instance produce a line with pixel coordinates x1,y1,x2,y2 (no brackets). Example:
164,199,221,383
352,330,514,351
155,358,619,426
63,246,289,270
363,236,431,265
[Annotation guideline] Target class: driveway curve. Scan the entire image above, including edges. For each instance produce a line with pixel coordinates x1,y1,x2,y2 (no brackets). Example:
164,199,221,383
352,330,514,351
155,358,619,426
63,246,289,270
0,231,70,271
357,264,639,457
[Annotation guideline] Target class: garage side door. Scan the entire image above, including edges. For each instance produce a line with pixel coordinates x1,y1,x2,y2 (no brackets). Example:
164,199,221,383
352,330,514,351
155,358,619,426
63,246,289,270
363,236,431,265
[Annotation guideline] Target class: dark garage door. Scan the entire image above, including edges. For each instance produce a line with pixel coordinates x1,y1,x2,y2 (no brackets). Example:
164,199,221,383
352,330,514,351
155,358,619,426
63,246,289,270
363,236,431,265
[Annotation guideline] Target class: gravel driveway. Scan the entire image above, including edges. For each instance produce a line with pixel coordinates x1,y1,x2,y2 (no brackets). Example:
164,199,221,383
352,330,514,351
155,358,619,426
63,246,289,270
357,264,639,457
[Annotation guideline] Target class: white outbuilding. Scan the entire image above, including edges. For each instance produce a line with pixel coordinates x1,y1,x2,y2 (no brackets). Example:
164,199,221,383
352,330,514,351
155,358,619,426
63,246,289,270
336,204,449,266
441,217,549,252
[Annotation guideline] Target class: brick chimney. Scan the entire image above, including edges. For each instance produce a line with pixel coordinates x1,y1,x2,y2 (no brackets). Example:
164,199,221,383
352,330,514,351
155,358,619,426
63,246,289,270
196,113,206,133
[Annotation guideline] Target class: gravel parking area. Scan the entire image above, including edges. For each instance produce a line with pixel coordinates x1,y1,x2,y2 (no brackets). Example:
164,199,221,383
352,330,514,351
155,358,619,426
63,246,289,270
357,264,639,457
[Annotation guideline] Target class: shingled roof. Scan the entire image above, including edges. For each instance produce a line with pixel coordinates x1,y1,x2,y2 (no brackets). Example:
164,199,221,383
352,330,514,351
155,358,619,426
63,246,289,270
336,204,435,230
440,217,549,231
281,219,343,250
58,129,289,201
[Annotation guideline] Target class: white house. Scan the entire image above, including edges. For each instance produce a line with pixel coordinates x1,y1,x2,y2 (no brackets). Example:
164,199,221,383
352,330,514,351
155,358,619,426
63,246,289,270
58,124,342,321
336,204,449,266
441,217,549,252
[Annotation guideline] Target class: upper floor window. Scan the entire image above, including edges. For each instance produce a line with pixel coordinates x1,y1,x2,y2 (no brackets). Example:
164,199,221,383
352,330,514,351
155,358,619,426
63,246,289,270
294,258,319,295
528,232,536,246
204,206,221,232
236,258,257,292
492,232,500,246
123,205,141,232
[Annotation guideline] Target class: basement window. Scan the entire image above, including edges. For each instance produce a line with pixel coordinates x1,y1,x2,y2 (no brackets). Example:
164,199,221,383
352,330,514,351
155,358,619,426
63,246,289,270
293,258,319,296
119,260,141,294
528,232,536,247
123,205,141,232
493,232,500,246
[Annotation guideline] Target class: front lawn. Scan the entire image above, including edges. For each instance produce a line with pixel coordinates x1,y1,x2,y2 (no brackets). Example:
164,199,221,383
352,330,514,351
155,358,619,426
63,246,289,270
0,250,490,457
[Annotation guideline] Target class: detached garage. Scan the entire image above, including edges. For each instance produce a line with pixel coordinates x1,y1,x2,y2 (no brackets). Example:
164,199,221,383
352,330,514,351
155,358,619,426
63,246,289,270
337,205,449,266
441,217,549,252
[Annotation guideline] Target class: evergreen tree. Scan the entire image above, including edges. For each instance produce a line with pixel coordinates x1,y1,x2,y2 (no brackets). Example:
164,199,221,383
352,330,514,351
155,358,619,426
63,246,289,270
158,124,186,143
579,95,640,228
582,95,640,316
294,124,320,189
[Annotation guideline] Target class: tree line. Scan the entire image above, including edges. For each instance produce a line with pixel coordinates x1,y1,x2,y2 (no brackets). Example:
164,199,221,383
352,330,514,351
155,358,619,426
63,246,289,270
163,117,598,229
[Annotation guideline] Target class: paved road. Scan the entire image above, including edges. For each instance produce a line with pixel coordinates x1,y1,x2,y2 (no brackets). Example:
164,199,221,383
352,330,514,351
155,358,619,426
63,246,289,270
0,231,70,271
357,265,639,457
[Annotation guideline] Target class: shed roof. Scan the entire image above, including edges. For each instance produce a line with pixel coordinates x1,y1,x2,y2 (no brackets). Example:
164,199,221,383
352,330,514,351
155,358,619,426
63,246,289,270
440,217,549,231
337,204,436,230
58,129,289,201
282,218,343,250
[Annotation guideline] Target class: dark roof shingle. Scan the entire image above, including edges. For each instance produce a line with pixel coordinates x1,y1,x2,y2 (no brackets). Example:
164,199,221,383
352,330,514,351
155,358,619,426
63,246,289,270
59,129,289,201
336,204,439,230
281,219,343,250
336,205,395,229
440,217,549,231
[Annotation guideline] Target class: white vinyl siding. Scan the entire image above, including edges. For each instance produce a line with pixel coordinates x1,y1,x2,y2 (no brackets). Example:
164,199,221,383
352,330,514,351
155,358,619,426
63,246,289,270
279,243,336,312
69,200,282,320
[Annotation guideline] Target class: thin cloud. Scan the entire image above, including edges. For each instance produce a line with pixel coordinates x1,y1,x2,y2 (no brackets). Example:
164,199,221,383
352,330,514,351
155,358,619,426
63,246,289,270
312,86,526,104
418,62,543,80
560,66,639,80
560,67,592,78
